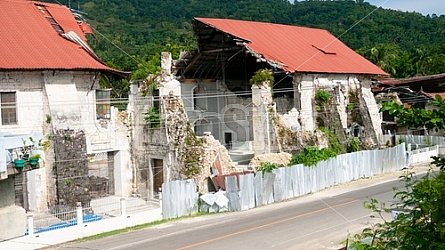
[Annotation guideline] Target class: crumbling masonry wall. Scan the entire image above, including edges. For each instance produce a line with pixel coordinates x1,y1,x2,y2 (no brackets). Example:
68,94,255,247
292,73,382,148
53,129,90,208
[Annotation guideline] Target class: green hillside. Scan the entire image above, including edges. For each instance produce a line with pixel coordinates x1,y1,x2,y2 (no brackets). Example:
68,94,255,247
48,0,445,79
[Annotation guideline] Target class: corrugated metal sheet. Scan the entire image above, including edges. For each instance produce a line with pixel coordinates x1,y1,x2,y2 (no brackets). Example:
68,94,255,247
162,144,410,217
195,18,388,76
162,179,198,219
0,0,124,74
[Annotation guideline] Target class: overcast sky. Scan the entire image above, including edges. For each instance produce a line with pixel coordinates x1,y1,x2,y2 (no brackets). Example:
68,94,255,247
366,0,444,16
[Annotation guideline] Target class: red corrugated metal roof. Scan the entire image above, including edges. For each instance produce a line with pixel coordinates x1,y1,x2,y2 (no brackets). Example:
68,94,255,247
0,0,125,75
195,18,388,76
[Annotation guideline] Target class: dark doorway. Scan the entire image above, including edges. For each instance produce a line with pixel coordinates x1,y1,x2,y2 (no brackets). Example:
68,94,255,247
225,132,232,149
153,159,164,195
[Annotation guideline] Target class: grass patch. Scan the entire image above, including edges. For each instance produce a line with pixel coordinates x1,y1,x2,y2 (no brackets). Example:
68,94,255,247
74,212,213,242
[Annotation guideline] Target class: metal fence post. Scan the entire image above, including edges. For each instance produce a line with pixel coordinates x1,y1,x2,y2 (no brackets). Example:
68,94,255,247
120,198,126,217
159,189,163,213
76,202,83,228
27,215,34,236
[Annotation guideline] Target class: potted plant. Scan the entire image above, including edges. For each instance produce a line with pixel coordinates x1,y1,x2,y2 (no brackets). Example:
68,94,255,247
13,158,26,168
29,153,41,168
13,136,49,169
13,139,31,169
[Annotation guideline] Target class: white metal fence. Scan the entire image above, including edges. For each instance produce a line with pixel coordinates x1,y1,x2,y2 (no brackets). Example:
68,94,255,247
409,145,439,165
29,196,159,234
382,134,443,165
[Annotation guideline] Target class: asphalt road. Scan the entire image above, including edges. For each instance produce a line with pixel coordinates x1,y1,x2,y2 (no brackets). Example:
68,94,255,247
51,170,417,250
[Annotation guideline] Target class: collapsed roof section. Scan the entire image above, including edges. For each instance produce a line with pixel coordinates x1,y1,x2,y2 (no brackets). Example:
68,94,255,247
0,0,128,77
175,18,388,80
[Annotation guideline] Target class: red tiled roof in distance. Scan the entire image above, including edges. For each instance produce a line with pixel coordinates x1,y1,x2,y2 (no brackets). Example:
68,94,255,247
378,73,445,86
78,21,94,35
422,92,445,100
194,18,388,76
0,0,126,75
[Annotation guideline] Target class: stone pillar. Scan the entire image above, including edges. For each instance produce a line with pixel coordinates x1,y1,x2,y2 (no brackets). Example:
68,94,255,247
252,83,273,155
297,74,315,131
159,52,181,96
359,78,383,146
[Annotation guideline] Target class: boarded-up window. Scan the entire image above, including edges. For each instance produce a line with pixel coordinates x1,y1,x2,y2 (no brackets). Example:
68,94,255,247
1,92,17,125
96,89,111,119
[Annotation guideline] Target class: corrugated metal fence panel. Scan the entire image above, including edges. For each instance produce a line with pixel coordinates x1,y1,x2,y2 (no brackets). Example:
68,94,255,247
284,167,294,199
272,168,285,202
226,176,241,212
161,180,174,219
286,144,408,197
400,135,445,147
289,166,299,198
184,179,199,215
162,179,198,219
162,144,410,218
263,172,276,205
239,173,255,211
384,135,445,148
254,173,264,206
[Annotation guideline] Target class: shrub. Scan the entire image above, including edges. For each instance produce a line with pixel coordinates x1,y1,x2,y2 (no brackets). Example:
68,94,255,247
257,162,282,175
348,137,360,152
289,146,336,166
143,106,161,128
315,90,332,106
249,69,274,86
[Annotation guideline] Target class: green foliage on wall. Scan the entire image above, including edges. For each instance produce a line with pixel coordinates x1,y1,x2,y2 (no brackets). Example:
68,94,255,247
289,146,337,167
143,106,161,128
289,127,345,166
249,69,274,86
319,127,345,155
315,90,332,106
182,126,203,179
348,137,360,153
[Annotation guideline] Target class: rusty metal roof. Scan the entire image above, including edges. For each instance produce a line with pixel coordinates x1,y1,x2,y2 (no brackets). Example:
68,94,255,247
193,18,388,76
378,73,445,86
0,0,126,75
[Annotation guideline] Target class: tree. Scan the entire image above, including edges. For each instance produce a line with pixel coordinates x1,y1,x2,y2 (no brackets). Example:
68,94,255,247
357,44,400,76
346,96,445,249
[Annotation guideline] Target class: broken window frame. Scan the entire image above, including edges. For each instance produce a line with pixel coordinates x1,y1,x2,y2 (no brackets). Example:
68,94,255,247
96,89,111,120
1,92,17,125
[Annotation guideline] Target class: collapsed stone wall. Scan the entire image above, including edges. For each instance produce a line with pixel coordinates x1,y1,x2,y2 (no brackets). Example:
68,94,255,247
271,113,329,153
163,93,236,192
249,152,292,170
